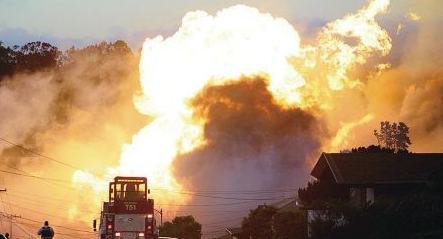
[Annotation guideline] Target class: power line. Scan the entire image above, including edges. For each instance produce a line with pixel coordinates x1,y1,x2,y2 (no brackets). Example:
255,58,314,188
153,188,286,201
7,189,92,207
12,219,97,239
0,161,106,196
158,188,297,194
9,213,96,234
0,136,105,178
0,167,294,201
203,217,244,226
20,217,98,235
0,169,72,183
6,190,256,217
157,200,258,207
6,193,97,214
7,202,91,224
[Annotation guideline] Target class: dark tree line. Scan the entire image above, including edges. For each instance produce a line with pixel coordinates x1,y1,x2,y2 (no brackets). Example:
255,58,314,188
241,205,305,239
160,215,202,239
0,41,61,78
0,40,134,82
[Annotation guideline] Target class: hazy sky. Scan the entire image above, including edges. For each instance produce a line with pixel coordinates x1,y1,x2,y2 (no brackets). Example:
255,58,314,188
0,0,439,49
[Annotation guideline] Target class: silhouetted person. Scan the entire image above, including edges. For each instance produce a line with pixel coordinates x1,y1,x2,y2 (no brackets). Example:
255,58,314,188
37,221,54,239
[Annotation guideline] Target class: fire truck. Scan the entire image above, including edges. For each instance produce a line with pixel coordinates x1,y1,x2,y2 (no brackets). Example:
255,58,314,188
94,177,158,239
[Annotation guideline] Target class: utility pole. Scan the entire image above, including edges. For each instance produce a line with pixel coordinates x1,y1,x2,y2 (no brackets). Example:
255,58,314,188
5,213,21,239
154,208,163,226
161,209,163,226
0,189,21,239
0,189,6,236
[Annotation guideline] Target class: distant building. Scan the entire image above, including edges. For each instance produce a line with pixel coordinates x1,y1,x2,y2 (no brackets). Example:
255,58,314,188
311,153,443,205
212,227,243,239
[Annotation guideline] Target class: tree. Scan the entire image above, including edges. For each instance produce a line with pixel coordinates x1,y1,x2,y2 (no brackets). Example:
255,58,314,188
242,205,277,239
160,215,202,239
350,145,394,154
273,210,305,239
298,180,348,205
374,121,411,152
0,41,15,79
53,40,137,124
15,41,61,72
395,122,412,152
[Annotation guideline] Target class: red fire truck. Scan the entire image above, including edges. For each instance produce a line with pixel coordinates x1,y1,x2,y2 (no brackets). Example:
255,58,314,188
95,177,158,239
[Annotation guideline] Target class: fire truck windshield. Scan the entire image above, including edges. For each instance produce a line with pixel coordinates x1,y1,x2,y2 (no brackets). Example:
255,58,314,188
113,179,147,201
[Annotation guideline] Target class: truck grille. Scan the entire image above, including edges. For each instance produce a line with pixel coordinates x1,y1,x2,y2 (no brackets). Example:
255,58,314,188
115,214,145,231
122,232,136,239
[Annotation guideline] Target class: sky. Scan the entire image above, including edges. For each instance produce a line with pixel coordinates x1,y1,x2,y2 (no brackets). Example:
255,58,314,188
1,0,438,49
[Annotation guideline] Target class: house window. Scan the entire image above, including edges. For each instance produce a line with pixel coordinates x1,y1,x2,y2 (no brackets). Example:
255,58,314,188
366,187,374,203
350,187,375,206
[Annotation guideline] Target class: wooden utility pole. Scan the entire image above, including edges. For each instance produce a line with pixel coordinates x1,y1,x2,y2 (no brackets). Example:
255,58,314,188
154,208,163,226
0,188,6,235
0,189,21,238
5,213,21,239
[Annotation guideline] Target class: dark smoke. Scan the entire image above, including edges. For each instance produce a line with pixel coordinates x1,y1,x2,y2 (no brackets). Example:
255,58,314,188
173,77,327,193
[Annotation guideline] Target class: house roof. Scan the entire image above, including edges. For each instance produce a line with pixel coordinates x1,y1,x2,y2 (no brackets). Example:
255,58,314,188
311,153,443,185
271,197,297,209
226,227,242,235
211,235,231,239
277,199,299,212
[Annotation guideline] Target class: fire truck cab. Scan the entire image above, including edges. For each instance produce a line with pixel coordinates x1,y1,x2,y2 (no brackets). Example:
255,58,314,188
97,177,157,239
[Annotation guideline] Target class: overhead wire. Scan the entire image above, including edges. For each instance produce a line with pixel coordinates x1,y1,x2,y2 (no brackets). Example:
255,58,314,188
0,168,292,201
12,219,96,239
6,193,96,214
0,136,296,196
0,136,106,178
0,161,105,197
0,169,72,184
0,135,298,236
153,188,287,201
17,217,96,234
6,202,91,224
7,189,93,206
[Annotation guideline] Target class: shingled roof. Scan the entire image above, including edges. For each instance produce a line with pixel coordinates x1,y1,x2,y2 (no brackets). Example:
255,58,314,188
311,153,443,185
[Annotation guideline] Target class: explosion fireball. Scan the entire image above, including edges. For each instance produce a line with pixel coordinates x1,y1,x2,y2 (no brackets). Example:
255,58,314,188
74,0,391,205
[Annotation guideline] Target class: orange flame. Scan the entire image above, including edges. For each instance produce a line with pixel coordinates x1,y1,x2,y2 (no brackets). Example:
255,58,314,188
73,0,392,204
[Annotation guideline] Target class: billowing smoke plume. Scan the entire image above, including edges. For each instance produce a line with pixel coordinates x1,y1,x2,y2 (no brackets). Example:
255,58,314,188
0,41,145,234
330,10,443,152
174,77,326,191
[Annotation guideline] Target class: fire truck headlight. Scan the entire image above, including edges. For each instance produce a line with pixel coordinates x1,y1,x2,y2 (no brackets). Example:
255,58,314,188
138,232,145,238
147,214,153,219
115,232,121,237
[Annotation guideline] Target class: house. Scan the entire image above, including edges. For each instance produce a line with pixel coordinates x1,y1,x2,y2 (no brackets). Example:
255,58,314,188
272,196,299,212
212,227,243,239
303,152,443,238
311,153,443,205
